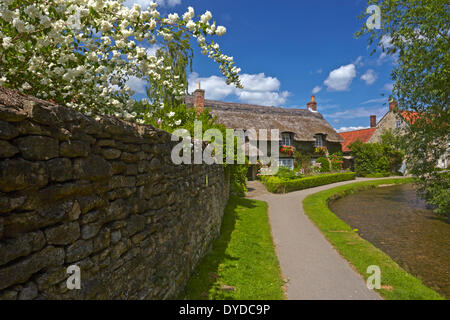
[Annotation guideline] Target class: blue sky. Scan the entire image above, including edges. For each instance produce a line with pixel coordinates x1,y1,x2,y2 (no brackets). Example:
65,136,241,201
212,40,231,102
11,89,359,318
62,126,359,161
125,0,396,132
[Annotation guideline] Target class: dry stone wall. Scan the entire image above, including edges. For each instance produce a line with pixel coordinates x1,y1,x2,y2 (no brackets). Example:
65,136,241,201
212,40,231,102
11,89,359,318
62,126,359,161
0,87,229,299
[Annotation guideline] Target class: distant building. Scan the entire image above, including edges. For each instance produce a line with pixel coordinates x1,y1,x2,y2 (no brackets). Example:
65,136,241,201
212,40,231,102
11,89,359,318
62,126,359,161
185,87,343,179
340,99,448,170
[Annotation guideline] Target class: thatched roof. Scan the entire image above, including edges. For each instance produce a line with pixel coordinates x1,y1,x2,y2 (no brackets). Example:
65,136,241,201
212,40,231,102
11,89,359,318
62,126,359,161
184,96,343,143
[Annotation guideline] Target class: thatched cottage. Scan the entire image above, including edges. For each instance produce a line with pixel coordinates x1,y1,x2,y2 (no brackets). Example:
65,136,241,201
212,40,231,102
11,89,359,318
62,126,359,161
185,86,343,179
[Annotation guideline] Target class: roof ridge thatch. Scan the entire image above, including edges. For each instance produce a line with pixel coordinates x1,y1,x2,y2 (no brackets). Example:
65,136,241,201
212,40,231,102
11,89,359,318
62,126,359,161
184,96,344,143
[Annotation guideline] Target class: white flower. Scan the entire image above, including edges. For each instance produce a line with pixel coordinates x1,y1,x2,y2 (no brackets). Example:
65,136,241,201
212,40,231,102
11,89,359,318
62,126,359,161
186,20,196,31
2,37,12,49
200,11,212,24
216,26,227,36
175,120,182,126
167,112,175,118
168,13,179,23
22,82,32,90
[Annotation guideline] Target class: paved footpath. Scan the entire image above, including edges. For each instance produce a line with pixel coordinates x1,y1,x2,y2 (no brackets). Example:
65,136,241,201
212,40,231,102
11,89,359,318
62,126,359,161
246,178,387,300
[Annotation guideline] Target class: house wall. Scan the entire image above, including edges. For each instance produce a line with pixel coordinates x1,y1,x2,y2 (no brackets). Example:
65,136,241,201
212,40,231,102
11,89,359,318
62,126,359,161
369,111,406,143
293,141,342,156
0,88,229,300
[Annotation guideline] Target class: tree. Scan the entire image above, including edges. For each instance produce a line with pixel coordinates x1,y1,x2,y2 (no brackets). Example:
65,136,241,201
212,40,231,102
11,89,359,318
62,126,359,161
357,0,449,215
0,1,242,120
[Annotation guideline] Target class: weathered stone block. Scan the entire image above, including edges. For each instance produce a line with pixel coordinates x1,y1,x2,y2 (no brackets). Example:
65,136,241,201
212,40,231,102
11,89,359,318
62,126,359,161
0,159,48,192
15,135,59,160
81,222,102,240
73,155,112,181
65,239,93,263
0,246,65,290
111,161,127,175
125,215,146,237
0,231,46,266
0,195,26,214
77,195,105,215
93,229,110,253
45,222,80,245
121,152,139,163
101,148,121,160
126,164,138,176
47,158,73,182
111,230,121,244
18,282,38,300
60,140,90,158
0,140,19,158
0,120,19,139
35,266,67,290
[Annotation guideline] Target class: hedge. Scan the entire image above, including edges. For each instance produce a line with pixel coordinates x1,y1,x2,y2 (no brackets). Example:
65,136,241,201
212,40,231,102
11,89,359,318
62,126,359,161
262,172,356,193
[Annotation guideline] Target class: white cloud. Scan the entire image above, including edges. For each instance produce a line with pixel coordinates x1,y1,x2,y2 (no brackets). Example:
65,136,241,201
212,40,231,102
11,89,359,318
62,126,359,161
324,64,356,91
360,69,377,85
236,91,290,106
123,0,181,9
146,45,161,57
312,86,322,94
239,73,280,92
383,83,394,91
362,97,386,105
127,76,147,94
336,126,370,133
353,56,364,67
189,74,234,100
324,106,385,121
188,72,291,106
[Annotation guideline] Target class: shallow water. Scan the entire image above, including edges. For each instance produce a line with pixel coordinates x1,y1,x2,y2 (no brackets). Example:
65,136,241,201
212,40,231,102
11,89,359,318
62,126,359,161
329,184,450,298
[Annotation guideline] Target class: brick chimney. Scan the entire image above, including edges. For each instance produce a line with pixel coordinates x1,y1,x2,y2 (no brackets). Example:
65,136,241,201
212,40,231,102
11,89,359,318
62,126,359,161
370,115,377,128
389,99,398,112
307,95,317,112
193,83,205,115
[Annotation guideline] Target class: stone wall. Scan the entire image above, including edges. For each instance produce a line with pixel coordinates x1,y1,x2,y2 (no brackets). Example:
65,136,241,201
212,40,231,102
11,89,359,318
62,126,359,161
0,87,229,300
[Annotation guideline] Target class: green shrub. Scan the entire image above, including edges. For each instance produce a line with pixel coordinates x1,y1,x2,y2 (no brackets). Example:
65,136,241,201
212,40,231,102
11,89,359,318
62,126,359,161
262,172,356,194
364,172,391,178
350,140,404,177
330,153,344,171
275,167,298,180
316,157,330,173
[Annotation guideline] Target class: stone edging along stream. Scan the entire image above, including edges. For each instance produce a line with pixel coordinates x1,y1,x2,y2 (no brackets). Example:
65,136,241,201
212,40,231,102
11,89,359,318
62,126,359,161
302,178,445,300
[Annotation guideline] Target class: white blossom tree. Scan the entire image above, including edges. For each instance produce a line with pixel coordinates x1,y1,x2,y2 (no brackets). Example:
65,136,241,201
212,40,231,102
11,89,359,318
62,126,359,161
0,0,242,122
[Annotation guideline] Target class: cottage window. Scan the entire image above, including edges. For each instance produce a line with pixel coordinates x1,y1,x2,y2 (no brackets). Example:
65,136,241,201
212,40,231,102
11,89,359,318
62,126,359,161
314,135,324,147
281,133,291,146
279,159,294,170
396,121,402,129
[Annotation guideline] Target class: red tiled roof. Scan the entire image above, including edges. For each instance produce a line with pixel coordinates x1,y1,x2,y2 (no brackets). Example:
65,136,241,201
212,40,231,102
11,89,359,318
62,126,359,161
339,128,377,152
400,111,420,125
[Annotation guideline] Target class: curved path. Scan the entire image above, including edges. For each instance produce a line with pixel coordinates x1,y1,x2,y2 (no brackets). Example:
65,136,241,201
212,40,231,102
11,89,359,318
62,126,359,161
246,178,389,300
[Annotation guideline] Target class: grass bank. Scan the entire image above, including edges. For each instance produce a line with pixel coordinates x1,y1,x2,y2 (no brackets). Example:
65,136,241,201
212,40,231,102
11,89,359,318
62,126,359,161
303,178,444,300
180,196,285,300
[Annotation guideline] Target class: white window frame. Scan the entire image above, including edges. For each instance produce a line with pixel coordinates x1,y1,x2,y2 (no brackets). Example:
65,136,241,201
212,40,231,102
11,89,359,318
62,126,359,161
314,135,323,148
279,158,294,170
281,133,292,146
396,120,402,129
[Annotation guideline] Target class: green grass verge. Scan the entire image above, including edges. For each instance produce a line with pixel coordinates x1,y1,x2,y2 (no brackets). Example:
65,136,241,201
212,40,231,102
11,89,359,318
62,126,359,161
180,196,285,300
303,178,444,300
261,172,356,194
